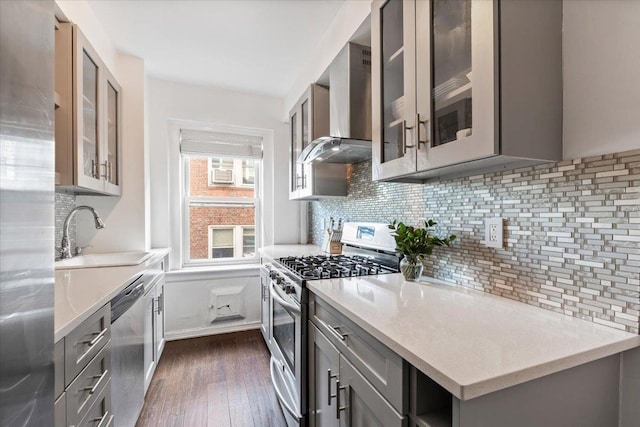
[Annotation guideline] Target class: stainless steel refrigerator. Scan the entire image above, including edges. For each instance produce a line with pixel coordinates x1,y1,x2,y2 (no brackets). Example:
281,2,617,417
0,1,55,426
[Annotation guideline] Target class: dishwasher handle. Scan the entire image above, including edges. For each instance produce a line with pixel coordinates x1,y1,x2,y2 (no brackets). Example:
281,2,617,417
111,277,145,323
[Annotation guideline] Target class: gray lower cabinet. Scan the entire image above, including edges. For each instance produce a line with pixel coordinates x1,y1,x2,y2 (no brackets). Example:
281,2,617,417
55,393,66,427
55,303,112,427
309,322,406,427
339,356,406,427
309,324,340,427
144,272,166,393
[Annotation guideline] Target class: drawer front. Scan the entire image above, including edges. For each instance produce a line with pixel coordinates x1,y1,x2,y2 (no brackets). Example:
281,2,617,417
55,338,64,398
65,303,111,386
78,379,113,427
54,392,66,427
309,293,407,413
67,343,111,427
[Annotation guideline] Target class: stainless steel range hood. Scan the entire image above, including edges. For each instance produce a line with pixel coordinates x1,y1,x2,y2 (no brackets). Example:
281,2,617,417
298,42,372,164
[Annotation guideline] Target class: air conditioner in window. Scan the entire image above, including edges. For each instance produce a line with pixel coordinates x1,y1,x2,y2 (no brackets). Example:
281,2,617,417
211,168,234,184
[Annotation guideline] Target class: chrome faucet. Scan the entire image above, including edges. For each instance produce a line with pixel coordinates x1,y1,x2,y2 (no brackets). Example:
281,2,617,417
58,206,105,259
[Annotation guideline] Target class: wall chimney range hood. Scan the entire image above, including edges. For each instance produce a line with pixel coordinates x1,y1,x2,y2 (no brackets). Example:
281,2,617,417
298,43,372,164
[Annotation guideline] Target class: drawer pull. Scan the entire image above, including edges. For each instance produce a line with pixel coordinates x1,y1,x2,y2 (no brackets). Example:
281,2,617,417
81,328,107,347
326,324,349,341
82,369,108,395
327,369,338,405
93,411,112,427
77,328,108,365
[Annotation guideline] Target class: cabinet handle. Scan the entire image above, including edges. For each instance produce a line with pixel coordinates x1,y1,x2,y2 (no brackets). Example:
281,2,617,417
402,120,415,155
154,294,163,314
335,380,347,419
324,322,349,341
327,369,339,405
417,114,429,149
93,411,112,427
80,327,107,347
100,161,108,179
107,160,112,182
82,369,109,395
91,160,99,178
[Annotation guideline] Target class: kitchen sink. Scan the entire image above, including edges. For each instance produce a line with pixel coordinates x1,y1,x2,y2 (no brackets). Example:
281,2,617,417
55,251,153,270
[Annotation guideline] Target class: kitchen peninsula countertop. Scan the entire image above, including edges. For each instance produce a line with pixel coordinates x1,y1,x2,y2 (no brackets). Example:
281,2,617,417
55,248,170,342
307,274,640,401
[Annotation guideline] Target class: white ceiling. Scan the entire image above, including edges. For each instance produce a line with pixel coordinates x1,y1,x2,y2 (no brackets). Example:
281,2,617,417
88,0,345,98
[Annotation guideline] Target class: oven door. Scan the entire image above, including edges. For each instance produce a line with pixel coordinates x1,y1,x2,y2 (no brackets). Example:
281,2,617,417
270,281,303,426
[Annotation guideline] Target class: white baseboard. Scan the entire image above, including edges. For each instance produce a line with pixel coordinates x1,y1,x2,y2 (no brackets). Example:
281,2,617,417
165,321,261,341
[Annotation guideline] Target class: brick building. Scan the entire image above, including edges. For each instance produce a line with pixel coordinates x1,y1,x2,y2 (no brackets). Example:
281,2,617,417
188,157,256,260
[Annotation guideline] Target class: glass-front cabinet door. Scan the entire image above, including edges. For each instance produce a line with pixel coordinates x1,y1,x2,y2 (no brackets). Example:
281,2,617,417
289,84,336,200
102,70,122,196
74,27,103,192
55,25,123,195
372,0,417,181
416,0,496,172
289,109,302,199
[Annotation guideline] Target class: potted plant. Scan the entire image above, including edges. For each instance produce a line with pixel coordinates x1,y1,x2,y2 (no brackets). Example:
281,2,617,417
388,220,456,281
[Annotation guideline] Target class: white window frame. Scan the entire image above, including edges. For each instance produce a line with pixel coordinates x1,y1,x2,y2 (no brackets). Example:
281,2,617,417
167,119,273,270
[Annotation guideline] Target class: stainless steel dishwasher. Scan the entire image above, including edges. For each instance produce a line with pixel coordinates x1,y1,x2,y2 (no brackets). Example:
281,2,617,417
110,274,146,427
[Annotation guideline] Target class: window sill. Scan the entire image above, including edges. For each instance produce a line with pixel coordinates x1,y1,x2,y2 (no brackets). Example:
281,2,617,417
166,263,261,282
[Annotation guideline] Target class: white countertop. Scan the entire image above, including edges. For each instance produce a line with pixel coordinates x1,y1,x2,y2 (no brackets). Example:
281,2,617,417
54,248,170,342
259,244,323,262
307,274,640,400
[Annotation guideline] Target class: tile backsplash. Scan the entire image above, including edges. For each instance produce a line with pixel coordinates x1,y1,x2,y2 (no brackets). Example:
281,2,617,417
55,192,76,254
310,149,640,334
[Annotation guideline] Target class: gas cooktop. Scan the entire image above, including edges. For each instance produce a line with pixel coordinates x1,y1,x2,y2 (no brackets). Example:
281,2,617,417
277,254,399,280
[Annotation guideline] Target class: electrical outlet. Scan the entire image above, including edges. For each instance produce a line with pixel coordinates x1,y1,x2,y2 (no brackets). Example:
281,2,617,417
485,217,504,248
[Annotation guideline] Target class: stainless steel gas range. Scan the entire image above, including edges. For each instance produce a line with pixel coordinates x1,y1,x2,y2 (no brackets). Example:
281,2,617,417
262,223,401,427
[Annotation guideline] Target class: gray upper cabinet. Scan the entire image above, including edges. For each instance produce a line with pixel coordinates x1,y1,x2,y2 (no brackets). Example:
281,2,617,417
372,0,562,182
289,84,347,200
55,21,122,196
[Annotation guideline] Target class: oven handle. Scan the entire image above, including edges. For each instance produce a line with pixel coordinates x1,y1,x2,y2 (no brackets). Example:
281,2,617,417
270,357,301,421
270,282,301,315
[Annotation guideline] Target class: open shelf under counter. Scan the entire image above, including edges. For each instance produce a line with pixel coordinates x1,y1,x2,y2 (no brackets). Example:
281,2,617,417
415,410,452,427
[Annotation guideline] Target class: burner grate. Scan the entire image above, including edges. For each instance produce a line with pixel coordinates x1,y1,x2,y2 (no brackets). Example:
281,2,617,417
277,254,399,280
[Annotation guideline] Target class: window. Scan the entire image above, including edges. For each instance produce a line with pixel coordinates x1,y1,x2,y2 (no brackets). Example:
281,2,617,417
180,128,262,266
208,226,255,259
207,158,256,187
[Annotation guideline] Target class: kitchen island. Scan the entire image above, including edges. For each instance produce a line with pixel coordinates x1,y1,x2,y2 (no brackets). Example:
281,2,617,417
307,273,640,426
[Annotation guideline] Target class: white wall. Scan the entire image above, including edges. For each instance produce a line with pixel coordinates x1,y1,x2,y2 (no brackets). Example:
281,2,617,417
147,78,301,268
164,268,261,340
563,0,640,159
283,0,371,118
56,0,149,252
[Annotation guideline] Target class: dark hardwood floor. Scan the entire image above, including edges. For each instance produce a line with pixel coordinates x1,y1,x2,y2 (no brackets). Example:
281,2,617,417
136,330,286,427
